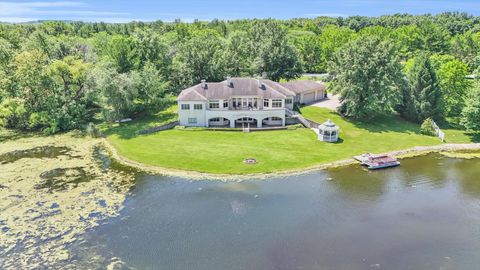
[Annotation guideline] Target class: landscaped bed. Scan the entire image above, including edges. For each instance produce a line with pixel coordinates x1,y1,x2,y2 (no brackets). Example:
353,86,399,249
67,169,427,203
103,106,479,175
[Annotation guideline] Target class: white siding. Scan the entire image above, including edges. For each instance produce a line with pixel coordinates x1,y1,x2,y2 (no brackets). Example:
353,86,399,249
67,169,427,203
178,101,207,127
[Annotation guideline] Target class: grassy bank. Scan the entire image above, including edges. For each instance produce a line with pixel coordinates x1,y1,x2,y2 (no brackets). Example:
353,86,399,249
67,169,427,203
103,106,478,174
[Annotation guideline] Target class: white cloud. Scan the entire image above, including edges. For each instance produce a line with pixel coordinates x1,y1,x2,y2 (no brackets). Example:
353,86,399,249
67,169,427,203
0,1,82,15
0,1,128,19
0,17,37,23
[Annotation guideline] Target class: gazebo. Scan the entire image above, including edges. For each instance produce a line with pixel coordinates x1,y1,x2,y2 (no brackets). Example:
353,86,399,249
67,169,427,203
318,119,339,142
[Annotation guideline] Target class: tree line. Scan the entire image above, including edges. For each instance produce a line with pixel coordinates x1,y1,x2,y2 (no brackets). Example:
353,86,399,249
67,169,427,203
0,12,479,134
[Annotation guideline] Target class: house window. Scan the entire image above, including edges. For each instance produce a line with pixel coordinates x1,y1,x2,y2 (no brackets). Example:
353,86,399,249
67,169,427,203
223,100,229,108
210,117,221,122
209,100,220,109
272,99,283,108
271,117,282,121
286,98,293,105
194,104,203,110
263,99,269,108
181,104,190,110
188,118,197,124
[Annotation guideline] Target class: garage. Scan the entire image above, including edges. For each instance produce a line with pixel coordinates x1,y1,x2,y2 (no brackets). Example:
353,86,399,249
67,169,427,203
302,91,316,104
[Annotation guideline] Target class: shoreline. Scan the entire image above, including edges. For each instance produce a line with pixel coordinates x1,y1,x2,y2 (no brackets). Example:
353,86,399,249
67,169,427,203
103,139,480,180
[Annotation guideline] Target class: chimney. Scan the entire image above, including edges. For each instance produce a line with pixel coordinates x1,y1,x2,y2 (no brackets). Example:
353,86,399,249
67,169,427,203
226,76,233,87
258,78,265,90
201,79,207,89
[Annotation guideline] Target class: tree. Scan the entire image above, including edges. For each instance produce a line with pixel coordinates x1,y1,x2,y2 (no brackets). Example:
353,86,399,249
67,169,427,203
249,20,302,81
400,53,444,122
319,25,356,72
417,21,451,54
93,64,137,122
223,31,255,76
391,25,424,60
132,29,172,76
290,32,323,73
106,35,138,73
45,56,94,131
330,36,404,119
173,30,226,87
132,62,170,112
461,82,480,131
0,97,28,129
429,54,456,71
450,31,480,72
436,59,471,117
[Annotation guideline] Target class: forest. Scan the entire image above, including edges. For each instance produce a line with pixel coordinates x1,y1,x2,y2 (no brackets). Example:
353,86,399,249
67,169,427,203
0,12,479,134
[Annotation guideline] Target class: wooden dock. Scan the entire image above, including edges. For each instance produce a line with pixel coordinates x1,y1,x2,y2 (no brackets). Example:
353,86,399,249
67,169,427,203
353,153,400,170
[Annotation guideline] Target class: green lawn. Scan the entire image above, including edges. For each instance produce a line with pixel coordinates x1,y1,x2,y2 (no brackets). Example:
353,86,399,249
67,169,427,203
104,106,478,174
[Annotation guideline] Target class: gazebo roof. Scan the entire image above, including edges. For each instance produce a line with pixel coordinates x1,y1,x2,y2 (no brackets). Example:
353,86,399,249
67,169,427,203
319,119,339,131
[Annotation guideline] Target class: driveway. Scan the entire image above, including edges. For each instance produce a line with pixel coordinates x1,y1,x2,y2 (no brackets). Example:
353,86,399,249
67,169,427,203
310,94,341,110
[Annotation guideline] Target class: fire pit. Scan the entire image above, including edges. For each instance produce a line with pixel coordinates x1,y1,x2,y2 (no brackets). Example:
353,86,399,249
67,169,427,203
244,158,257,164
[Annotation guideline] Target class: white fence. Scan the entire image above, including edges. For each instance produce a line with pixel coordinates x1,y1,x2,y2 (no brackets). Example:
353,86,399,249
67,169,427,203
431,120,445,142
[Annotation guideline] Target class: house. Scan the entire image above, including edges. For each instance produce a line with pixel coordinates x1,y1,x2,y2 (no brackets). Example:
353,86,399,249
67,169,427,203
177,77,325,128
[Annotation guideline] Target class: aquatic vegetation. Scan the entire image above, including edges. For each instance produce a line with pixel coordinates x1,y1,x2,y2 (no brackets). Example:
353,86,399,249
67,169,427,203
440,150,480,159
0,133,137,269
0,146,71,164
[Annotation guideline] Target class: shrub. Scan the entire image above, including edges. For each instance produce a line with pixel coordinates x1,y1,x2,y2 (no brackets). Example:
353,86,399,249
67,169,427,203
287,124,303,130
85,122,102,138
0,98,28,129
420,118,437,136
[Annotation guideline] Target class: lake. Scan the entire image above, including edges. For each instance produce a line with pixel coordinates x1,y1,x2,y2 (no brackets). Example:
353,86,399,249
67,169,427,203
69,154,480,270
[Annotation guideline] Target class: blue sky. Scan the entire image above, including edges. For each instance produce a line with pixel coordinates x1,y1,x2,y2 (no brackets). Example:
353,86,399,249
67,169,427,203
1,0,480,23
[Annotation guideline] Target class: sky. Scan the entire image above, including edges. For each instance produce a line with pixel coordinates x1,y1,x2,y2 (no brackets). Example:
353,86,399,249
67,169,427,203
1,0,480,23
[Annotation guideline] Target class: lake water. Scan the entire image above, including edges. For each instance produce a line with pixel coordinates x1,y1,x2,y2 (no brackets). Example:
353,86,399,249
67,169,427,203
72,154,480,270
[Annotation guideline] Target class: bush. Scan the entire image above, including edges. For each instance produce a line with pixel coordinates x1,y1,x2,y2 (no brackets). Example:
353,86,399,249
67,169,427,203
0,98,28,129
287,124,303,130
420,118,437,136
85,122,102,138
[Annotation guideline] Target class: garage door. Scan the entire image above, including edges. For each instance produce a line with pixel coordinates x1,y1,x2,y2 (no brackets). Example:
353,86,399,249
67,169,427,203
303,92,316,104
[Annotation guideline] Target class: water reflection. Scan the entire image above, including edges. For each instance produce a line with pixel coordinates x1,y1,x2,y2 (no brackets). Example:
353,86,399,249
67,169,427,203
69,154,480,270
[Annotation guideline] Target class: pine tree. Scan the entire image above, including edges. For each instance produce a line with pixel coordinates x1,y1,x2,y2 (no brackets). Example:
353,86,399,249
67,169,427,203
400,53,444,123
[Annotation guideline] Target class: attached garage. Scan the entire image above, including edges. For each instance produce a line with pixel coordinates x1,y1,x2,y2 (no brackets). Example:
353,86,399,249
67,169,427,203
280,80,326,105
302,92,316,104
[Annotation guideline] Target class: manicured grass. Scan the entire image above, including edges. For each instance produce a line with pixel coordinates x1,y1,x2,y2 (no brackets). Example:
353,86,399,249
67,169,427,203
105,106,478,174
100,105,178,139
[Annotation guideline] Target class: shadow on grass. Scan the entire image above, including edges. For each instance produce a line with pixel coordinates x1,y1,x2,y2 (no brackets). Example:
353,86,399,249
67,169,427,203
102,111,178,140
348,112,423,134
0,129,43,143
466,132,480,143
332,138,345,144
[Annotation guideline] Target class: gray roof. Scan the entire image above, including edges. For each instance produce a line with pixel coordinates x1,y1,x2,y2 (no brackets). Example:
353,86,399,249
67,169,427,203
280,80,326,94
177,78,292,101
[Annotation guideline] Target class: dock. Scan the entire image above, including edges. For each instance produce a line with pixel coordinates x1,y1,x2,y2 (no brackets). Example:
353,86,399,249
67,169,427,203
353,153,400,170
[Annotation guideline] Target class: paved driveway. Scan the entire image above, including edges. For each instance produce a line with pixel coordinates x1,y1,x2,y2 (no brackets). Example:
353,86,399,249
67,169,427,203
310,94,341,110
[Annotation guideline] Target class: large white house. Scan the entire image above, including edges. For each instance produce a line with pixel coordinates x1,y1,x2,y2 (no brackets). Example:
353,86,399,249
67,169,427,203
177,77,325,128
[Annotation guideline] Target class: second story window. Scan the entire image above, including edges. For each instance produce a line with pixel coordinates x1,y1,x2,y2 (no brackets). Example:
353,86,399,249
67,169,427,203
286,98,293,105
223,100,229,108
263,99,269,108
209,100,220,109
181,104,190,110
194,104,203,110
272,99,283,108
